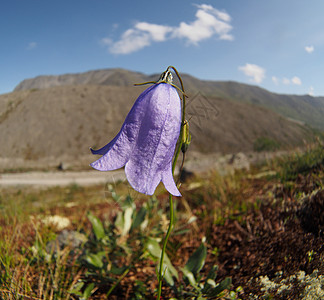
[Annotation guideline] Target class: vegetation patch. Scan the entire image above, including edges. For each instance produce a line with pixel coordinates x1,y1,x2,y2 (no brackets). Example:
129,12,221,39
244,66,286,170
253,136,281,152
0,143,323,299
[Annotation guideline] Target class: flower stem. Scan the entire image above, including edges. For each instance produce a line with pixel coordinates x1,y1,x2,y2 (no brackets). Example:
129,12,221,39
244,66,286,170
157,66,187,299
157,193,174,299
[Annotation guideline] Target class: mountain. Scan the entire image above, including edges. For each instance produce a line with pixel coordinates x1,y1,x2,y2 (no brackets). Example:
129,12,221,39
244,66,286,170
14,68,324,130
14,69,149,91
0,78,317,172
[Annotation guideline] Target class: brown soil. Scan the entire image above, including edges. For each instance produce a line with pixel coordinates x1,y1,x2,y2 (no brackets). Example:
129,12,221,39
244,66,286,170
2,155,323,299
84,171,324,299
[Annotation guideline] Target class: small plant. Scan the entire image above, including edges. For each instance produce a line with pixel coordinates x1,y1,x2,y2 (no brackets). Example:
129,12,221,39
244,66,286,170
253,137,280,152
278,142,324,181
175,241,234,299
71,193,152,298
67,186,238,299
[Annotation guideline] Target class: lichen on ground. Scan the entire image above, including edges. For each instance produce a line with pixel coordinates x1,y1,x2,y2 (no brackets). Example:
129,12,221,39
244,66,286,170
253,269,324,300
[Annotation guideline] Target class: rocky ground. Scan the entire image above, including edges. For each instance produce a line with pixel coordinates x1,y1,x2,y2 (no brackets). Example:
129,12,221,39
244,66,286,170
0,150,286,188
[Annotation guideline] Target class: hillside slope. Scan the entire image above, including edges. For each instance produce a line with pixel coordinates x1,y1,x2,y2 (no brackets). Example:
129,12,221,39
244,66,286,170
0,84,315,167
13,68,324,130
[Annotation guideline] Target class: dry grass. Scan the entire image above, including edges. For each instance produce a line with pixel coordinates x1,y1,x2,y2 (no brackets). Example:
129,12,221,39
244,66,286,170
0,144,323,299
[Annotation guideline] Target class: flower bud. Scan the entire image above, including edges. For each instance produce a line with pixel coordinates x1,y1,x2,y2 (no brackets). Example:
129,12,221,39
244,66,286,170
181,120,191,153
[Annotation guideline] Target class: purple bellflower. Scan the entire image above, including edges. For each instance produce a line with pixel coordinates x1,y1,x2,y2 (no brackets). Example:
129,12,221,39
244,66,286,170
90,71,182,196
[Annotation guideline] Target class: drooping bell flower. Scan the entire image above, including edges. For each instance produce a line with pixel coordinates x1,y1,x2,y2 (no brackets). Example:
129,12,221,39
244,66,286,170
90,70,182,196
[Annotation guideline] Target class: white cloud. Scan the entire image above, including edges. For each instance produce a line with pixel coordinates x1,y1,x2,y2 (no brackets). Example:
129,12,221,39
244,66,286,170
305,45,314,53
238,63,265,84
108,28,151,54
291,76,302,85
282,77,291,85
108,22,172,54
198,4,231,22
103,4,234,54
308,86,314,96
27,42,37,50
173,4,233,44
281,76,302,85
107,23,172,54
101,37,113,46
272,76,279,85
135,22,172,42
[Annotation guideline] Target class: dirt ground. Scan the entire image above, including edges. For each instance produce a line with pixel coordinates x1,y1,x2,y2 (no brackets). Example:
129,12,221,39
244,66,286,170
1,149,323,299
80,167,324,299
0,150,284,188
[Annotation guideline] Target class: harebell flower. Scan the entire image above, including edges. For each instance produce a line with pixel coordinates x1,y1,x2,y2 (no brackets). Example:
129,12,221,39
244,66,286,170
90,66,188,299
90,68,182,196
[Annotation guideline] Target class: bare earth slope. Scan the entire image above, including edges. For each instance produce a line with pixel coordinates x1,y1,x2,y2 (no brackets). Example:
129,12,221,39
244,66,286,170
0,83,316,171
14,68,324,130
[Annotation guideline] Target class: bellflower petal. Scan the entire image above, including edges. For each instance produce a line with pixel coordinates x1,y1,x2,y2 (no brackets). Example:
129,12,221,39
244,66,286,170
90,83,181,196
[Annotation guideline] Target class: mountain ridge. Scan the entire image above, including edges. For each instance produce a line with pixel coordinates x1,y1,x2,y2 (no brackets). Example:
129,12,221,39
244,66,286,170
0,68,321,171
13,68,324,130
0,83,317,168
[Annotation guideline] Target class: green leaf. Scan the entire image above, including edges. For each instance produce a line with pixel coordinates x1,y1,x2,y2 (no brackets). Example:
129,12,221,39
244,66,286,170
82,283,95,299
132,206,147,230
123,194,135,209
206,265,218,281
146,238,178,286
163,265,175,286
110,265,128,275
85,252,105,269
206,277,232,297
184,243,207,276
107,184,120,202
164,257,178,281
202,265,218,294
181,267,197,287
173,228,190,236
115,206,134,236
87,212,105,240
123,207,133,236
69,281,84,296
146,238,161,258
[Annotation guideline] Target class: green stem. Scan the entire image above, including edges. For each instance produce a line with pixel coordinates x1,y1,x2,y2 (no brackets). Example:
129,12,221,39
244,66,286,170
106,267,130,297
157,193,174,299
170,65,186,177
157,66,186,300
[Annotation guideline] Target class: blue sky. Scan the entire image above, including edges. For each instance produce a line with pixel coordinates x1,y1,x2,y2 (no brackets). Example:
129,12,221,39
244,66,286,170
1,0,324,96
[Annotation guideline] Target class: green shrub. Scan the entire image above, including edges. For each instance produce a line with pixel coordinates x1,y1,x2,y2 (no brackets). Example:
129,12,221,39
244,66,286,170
279,143,324,181
253,137,280,152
